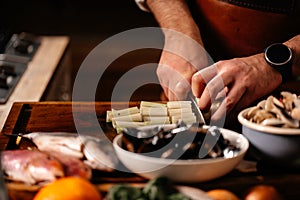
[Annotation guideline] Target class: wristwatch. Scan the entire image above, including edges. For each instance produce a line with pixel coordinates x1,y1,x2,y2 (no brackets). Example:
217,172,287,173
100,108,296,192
264,43,293,83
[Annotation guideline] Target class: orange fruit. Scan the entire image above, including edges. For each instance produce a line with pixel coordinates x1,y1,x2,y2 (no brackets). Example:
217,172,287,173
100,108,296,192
33,177,102,200
206,189,240,200
243,185,282,200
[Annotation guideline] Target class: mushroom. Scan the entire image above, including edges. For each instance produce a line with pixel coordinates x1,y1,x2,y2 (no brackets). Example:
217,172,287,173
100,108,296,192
291,108,300,121
252,110,275,124
246,92,300,128
281,91,297,111
261,118,285,127
257,100,266,109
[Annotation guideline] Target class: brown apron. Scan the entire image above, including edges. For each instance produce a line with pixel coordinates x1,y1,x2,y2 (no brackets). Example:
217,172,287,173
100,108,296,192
192,0,300,60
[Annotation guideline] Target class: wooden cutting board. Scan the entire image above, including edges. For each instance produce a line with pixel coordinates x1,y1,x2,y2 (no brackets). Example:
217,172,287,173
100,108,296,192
2,102,300,200
1,101,146,200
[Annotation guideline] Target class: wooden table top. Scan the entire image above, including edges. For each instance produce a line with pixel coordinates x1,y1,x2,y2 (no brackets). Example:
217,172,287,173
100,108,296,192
1,101,300,200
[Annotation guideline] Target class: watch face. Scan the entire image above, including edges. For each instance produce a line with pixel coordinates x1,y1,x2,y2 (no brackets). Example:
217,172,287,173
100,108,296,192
265,43,292,66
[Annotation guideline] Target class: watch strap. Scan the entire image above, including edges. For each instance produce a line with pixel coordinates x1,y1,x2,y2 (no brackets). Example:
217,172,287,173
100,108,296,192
274,61,293,83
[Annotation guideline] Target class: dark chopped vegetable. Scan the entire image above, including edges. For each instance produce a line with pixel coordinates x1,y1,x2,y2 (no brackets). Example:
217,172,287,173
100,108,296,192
107,184,144,200
121,123,239,159
143,177,181,200
107,177,191,200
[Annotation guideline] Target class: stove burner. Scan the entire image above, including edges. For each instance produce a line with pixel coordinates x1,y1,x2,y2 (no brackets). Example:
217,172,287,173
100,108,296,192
0,32,40,103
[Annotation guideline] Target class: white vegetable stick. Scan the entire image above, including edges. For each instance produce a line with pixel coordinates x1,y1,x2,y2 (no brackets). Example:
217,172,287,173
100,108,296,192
140,101,166,108
115,120,171,133
147,121,171,125
171,115,196,124
112,113,143,128
171,112,195,119
115,121,147,128
143,116,169,121
106,110,113,122
167,101,192,109
140,107,168,116
111,106,140,117
112,113,143,122
168,107,193,116
143,116,170,124
140,120,168,126
116,127,124,134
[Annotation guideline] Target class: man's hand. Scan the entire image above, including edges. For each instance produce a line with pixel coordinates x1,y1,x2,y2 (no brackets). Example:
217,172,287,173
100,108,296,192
146,0,209,100
157,51,198,100
192,53,282,120
157,28,209,101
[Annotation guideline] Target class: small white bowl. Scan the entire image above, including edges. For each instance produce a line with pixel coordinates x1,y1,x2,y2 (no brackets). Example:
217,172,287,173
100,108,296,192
238,107,300,161
113,128,249,183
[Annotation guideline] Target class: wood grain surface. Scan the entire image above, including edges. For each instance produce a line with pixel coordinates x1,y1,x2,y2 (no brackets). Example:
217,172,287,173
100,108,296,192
1,102,300,200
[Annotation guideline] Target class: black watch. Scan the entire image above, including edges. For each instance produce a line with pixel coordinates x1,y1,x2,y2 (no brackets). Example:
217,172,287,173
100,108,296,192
264,43,293,83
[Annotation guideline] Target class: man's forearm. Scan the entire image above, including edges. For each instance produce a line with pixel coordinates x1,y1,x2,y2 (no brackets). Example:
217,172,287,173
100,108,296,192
285,35,300,67
147,0,203,45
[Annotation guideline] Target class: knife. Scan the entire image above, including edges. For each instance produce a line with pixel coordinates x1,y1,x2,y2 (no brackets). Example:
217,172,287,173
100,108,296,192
187,93,224,158
187,92,206,125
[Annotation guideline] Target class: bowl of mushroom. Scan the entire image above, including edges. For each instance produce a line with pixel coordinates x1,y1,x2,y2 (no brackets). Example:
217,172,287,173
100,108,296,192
238,91,300,162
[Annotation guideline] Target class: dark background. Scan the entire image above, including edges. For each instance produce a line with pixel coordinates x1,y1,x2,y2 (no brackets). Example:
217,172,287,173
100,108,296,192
1,0,156,36
0,0,163,101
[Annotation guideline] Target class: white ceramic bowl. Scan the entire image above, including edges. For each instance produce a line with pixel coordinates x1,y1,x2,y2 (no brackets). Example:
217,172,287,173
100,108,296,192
113,128,249,183
238,107,300,162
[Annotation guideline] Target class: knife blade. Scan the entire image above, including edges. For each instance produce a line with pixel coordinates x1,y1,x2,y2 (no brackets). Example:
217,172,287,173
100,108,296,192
187,92,206,125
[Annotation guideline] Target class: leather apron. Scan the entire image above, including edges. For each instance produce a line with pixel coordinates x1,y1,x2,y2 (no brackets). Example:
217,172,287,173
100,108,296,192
192,0,300,60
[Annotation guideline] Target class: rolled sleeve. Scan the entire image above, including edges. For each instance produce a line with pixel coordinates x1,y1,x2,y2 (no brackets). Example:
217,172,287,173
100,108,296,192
135,0,151,12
